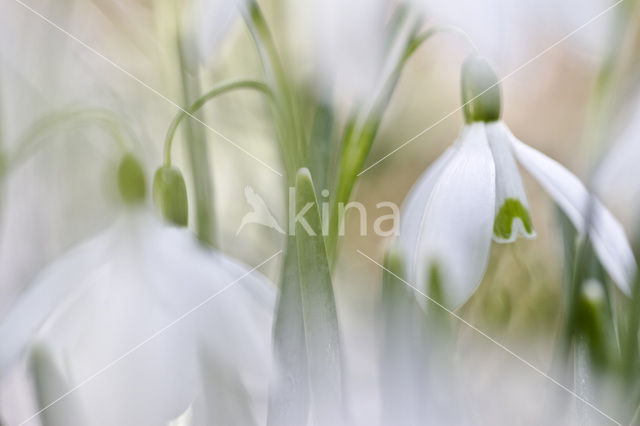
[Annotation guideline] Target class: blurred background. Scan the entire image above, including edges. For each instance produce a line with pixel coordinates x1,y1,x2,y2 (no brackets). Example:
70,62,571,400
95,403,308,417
1,0,639,424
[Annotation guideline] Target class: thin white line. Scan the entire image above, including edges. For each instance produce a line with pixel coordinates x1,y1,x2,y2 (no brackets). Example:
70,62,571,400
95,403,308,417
356,249,622,426
11,0,284,177
358,0,624,176
19,250,283,426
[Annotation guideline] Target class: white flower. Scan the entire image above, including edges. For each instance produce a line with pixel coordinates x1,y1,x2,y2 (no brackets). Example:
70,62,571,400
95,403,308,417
0,212,275,425
399,56,636,310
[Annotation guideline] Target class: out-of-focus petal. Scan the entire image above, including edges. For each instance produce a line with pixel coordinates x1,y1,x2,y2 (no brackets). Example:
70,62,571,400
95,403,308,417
0,231,112,376
312,0,387,104
594,97,640,233
0,212,275,425
509,133,637,294
399,123,496,309
486,121,535,243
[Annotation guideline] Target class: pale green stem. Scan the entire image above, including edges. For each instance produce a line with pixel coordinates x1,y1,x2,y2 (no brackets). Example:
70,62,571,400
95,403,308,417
163,80,274,166
326,25,481,263
7,107,131,173
244,1,303,179
175,23,218,247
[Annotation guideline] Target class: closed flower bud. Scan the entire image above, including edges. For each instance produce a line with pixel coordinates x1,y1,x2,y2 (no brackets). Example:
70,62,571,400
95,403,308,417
117,153,146,205
461,56,501,123
153,165,189,227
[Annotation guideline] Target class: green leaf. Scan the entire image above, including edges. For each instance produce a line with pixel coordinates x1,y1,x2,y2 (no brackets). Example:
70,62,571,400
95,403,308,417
294,168,343,425
267,236,310,426
308,103,334,196
379,246,420,425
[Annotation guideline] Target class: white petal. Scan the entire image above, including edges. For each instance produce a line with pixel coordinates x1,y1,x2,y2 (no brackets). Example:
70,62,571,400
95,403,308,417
399,145,458,271
509,133,637,294
0,213,275,425
486,121,536,243
594,97,640,232
400,123,496,309
0,230,112,376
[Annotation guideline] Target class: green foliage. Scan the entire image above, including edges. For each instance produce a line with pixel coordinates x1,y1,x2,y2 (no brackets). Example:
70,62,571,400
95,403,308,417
294,168,343,426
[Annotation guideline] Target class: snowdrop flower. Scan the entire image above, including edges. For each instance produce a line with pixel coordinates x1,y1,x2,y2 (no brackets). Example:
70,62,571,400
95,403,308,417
0,158,275,425
399,56,636,310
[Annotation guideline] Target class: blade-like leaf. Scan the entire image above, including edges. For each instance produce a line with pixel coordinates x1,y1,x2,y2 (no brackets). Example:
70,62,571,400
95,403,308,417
267,236,310,426
379,246,421,426
308,103,334,196
295,168,343,426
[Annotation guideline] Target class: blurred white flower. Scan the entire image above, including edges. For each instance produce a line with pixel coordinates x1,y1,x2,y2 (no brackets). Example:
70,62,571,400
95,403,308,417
410,0,617,65
0,211,275,425
594,95,640,235
399,57,635,310
310,0,416,107
312,0,385,103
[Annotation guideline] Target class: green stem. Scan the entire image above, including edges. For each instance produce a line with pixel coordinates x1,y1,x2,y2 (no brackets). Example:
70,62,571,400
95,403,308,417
326,25,438,262
7,107,131,173
244,1,303,179
175,21,218,247
163,79,274,165
326,25,481,262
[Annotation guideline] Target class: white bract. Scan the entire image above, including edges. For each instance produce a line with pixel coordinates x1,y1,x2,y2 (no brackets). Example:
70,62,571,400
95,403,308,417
0,212,275,426
399,56,636,310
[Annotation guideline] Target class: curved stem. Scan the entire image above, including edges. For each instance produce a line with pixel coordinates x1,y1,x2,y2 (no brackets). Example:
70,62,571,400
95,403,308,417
326,24,480,262
163,79,274,166
7,107,132,173
327,24,445,262
244,0,304,179
411,26,479,56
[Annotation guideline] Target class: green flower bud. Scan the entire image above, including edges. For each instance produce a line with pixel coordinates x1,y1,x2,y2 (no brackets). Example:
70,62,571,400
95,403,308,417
461,56,501,123
575,279,610,370
117,153,146,205
153,165,188,227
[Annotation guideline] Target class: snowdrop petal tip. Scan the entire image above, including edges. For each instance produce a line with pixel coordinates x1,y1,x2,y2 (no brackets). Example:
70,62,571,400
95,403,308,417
486,122,535,243
508,131,637,295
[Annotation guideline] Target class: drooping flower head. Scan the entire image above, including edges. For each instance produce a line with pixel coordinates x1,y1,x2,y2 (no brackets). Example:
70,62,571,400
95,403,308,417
399,56,636,309
0,155,276,425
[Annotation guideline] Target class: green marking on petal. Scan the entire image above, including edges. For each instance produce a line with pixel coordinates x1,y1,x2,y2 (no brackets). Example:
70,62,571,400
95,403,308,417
493,198,533,240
